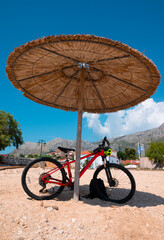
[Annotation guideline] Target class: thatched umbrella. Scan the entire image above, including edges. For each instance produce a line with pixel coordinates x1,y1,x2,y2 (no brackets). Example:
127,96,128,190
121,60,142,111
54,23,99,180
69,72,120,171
6,35,160,202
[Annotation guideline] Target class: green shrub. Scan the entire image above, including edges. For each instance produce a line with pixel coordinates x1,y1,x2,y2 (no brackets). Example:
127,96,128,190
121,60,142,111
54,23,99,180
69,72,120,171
0,155,4,163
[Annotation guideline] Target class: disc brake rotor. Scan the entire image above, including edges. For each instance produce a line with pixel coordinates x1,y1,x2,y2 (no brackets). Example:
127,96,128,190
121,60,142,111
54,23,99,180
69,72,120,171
110,178,119,187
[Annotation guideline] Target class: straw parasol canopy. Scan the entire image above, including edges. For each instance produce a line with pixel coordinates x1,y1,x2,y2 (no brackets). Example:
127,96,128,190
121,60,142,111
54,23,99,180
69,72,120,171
6,35,160,113
6,34,160,202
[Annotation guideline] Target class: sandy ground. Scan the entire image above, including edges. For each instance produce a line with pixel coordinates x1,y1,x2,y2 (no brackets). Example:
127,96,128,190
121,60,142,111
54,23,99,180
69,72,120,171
0,167,164,240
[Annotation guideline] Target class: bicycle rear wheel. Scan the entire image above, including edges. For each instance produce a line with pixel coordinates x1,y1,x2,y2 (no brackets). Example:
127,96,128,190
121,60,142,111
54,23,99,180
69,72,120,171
93,163,136,203
21,157,66,200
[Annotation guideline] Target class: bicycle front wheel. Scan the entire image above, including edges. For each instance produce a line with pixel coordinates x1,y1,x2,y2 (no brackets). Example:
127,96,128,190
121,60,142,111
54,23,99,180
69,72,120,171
93,163,136,203
21,157,66,200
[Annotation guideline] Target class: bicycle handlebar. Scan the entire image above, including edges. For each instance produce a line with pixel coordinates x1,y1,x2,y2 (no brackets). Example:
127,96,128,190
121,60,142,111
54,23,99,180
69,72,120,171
93,136,110,153
102,136,110,147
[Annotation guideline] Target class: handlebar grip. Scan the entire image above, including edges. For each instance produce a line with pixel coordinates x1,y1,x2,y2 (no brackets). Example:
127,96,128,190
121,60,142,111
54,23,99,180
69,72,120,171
102,136,109,147
102,136,106,146
106,138,110,147
93,137,110,152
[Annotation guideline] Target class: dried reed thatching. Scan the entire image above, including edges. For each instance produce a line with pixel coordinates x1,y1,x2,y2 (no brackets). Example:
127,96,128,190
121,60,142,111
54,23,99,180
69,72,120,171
6,34,160,113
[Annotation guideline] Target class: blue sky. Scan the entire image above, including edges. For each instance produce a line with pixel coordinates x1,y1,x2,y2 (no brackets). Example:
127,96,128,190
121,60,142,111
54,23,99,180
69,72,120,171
1,0,164,153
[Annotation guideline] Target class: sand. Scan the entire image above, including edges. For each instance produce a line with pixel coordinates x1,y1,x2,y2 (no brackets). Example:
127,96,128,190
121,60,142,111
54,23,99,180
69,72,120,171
0,168,164,240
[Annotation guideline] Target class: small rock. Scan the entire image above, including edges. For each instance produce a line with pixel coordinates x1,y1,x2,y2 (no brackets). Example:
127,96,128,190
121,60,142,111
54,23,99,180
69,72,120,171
46,207,53,212
40,201,44,207
17,229,23,235
53,205,59,210
78,225,84,230
59,230,64,234
72,218,76,223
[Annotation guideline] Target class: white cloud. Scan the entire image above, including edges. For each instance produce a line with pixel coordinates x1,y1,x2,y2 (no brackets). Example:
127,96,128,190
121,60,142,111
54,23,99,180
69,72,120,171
83,113,110,136
83,99,164,138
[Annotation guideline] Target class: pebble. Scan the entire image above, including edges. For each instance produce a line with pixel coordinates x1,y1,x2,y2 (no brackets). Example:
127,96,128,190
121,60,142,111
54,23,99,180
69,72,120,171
46,207,54,212
53,205,59,210
59,229,64,234
72,218,76,223
40,201,44,207
44,205,59,211
17,229,23,235
52,226,57,230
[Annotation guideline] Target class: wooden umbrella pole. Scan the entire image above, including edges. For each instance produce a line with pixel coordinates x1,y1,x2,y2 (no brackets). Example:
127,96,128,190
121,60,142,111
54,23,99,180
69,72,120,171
74,69,85,202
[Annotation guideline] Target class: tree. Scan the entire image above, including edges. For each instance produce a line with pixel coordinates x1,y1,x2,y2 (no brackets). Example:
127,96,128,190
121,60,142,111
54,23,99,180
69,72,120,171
0,110,23,151
117,148,137,160
117,151,126,160
27,154,34,158
82,159,89,168
125,148,137,160
146,141,164,164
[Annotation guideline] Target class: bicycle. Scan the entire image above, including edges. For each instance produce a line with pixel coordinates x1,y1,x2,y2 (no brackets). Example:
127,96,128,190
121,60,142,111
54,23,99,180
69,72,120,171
21,137,136,203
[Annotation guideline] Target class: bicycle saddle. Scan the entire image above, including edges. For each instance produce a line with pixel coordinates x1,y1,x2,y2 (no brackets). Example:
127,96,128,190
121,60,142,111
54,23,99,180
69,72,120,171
58,146,75,153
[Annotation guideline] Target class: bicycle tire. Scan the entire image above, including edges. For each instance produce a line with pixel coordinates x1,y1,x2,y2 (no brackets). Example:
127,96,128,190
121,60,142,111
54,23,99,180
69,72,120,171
93,163,136,203
21,157,66,200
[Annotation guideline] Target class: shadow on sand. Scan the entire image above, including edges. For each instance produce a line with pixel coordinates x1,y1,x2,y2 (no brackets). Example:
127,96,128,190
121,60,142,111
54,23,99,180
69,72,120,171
54,184,164,208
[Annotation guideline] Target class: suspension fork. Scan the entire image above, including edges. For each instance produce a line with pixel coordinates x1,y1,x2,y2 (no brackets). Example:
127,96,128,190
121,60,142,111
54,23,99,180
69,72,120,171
102,156,113,185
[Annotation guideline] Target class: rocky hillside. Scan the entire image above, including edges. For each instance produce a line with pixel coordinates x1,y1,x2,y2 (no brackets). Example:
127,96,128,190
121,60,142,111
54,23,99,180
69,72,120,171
11,138,98,156
10,123,164,156
109,122,164,151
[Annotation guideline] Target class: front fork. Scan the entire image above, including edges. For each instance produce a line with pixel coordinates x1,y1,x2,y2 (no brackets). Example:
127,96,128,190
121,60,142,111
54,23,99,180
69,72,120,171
102,156,115,187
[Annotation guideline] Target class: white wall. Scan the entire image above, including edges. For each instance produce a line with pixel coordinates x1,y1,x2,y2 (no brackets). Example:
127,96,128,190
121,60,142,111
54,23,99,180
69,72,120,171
80,155,119,169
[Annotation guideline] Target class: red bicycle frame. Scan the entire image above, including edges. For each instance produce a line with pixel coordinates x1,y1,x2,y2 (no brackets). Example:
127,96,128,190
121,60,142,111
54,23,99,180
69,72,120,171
42,150,105,186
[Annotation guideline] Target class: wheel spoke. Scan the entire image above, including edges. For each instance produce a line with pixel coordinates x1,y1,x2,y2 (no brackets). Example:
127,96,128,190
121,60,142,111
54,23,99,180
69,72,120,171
94,164,135,203
22,158,66,200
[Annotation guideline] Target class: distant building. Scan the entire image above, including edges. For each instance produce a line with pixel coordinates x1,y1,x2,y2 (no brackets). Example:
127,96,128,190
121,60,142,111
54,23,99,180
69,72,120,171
121,159,140,169
49,151,56,156
111,150,117,157
49,149,75,159
140,157,155,169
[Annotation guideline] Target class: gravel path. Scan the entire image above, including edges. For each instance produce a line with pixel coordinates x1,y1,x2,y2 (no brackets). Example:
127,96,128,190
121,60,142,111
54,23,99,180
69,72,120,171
0,168,163,240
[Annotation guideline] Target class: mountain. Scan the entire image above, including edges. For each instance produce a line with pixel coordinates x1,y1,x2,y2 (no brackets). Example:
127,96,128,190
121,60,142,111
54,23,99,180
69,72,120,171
11,138,97,156
10,123,164,156
109,122,164,151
